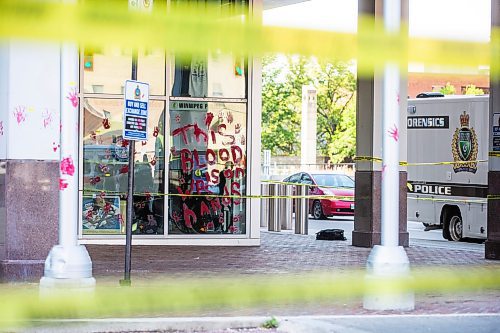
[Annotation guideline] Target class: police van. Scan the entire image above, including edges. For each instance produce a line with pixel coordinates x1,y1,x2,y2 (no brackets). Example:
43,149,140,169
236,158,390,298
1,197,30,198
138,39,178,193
407,94,489,241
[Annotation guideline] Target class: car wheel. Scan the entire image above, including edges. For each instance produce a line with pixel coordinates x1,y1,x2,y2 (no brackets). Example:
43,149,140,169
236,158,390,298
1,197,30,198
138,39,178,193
312,200,325,220
447,214,463,242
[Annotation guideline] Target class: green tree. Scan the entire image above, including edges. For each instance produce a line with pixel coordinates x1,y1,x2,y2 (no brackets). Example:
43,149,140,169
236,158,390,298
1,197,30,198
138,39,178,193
261,55,357,162
437,82,456,95
314,60,356,161
464,84,484,95
261,55,301,155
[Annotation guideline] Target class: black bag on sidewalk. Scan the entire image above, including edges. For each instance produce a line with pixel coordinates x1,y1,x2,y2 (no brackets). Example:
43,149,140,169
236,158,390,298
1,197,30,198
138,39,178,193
316,229,346,241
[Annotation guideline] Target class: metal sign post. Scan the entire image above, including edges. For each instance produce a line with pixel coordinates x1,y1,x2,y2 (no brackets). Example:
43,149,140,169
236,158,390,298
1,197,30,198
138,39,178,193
120,55,150,286
120,0,153,288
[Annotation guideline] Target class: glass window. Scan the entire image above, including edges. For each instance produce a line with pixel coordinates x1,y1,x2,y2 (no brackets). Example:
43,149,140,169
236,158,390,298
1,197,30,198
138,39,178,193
168,101,247,235
83,47,166,96
312,174,355,188
170,52,246,99
301,174,313,185
286,173,301,183
81,98,166,235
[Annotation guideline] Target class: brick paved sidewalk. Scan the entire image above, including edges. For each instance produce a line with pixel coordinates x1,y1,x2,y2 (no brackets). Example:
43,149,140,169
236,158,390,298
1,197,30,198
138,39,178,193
86,230,500,316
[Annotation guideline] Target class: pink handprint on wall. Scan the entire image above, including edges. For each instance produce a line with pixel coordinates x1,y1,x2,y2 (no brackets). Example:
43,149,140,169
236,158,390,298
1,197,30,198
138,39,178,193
13,106,26,125
42,109,53,128
67,88,78,108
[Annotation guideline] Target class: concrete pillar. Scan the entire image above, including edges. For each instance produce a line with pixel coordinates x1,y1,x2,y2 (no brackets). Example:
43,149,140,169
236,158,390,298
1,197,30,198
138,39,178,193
301,85,317,169
485,0,500,259
352,0,409,248
0,42,61,281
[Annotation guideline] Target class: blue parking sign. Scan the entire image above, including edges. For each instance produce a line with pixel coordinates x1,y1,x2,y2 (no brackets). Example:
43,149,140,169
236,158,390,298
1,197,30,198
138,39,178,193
123,80,149,141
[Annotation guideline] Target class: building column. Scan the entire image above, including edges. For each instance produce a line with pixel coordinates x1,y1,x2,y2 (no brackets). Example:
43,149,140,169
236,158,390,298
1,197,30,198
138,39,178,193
0,42,61,281
485,0,500,260
352,0,409,248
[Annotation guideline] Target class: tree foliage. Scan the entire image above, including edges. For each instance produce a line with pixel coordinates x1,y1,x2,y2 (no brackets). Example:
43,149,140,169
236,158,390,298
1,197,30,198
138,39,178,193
464,84,484,95
261,55,357,162
437,82,456,95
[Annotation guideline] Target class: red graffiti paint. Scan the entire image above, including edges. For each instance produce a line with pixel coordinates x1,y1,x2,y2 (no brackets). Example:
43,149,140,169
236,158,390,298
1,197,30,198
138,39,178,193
153,126,159,137
85,209,93,221
60,157,75,176
182,203,196,228
180,148,193,173
177,185,192,202
200,201,210,216
103,202,112,214
99,164,110,174
102,118,110,129
210,197,222,212
235,123,241,134
231,181,241,205
193,123,208,143
121,139,129,148
205,112,214,127
119,165,128,174
227,111,233,124
59,178,68,190
172,210,181,223
141,141,147,146
171,124,192,144
90,176,101,185
150,156,157,166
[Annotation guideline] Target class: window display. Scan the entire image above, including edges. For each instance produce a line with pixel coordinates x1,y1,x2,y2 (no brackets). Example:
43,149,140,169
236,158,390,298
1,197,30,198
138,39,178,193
168,101,247,234
81,98,165,235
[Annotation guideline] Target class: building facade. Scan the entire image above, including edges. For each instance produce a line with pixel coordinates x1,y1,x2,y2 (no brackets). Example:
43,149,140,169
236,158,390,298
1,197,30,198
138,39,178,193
0,0,264,281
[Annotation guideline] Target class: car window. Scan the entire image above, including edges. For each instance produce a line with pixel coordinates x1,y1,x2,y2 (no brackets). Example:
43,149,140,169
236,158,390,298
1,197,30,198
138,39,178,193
301,173,313,185
334,175,355,188
285,173,301,183
311,174,354,188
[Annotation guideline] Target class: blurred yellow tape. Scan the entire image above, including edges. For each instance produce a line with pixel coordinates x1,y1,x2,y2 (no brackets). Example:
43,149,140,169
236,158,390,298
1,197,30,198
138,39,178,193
0,0,498,74
354,156,489,167
82,188,355,201
0,267,499,325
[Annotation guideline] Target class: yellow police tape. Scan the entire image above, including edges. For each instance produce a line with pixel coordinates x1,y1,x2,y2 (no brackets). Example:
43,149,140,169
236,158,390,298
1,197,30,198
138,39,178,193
354,156,490,166
0,267,499,325
82,186,500,206
0,0,499,75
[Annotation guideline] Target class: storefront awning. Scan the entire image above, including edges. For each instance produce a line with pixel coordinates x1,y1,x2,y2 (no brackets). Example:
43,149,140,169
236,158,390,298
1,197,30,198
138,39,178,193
263,0,310,10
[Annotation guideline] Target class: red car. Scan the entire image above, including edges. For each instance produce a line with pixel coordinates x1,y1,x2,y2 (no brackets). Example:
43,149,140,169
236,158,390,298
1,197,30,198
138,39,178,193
283,172,355,219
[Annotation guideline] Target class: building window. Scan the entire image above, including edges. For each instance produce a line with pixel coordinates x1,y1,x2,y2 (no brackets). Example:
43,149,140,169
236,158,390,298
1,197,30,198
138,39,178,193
168,101,247,234
79,0,250,238
81,98,166,235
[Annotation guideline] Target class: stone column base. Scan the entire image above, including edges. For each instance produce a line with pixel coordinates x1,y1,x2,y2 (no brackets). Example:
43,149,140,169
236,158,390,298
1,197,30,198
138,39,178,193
352,171,409,248
0,260,45,282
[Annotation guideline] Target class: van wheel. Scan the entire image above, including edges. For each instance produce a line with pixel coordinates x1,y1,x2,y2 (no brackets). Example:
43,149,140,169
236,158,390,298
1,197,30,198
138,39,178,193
312,200,325,220
444,211,463,242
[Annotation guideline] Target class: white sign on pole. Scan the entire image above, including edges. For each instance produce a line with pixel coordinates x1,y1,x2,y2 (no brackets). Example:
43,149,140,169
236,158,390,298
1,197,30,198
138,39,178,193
123,80,149,141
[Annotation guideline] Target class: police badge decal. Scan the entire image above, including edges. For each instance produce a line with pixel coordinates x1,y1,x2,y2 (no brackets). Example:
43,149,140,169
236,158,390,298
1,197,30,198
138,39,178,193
452,111,478,173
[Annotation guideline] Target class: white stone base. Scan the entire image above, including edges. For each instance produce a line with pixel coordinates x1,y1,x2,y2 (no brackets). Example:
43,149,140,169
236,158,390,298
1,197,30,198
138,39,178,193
39,276,96,298
363,245,415,311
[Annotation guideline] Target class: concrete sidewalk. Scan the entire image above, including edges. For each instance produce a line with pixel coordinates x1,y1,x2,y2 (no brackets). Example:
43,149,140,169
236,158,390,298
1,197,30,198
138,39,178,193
5,231,500,333
85,230,500,316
